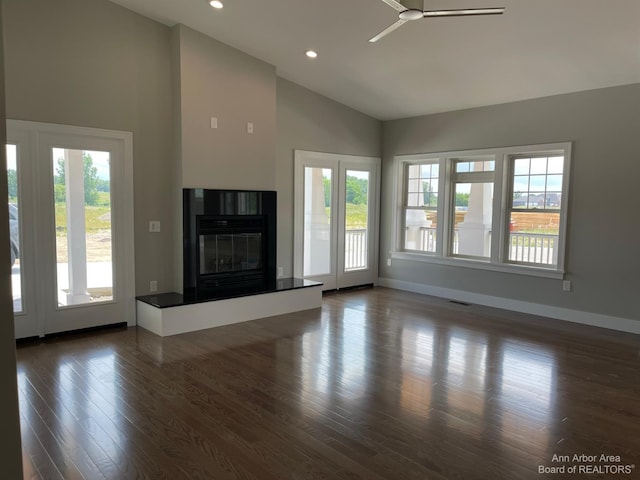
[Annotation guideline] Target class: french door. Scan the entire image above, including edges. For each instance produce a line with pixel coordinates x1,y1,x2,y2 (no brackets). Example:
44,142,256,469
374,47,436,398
294,150,380,290
6,120,135,339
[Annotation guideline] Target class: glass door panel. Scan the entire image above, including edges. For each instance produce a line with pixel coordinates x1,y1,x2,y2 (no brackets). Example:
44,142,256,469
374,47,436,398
52,148,113,307
303,167,333,277
343,170,369,272
6,145,22,313
337,160,379,289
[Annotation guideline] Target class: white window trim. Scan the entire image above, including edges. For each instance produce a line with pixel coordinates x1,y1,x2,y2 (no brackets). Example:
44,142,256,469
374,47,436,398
391,143,572,279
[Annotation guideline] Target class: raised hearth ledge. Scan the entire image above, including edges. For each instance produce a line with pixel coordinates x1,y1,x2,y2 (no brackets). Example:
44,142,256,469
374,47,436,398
136,278,322,337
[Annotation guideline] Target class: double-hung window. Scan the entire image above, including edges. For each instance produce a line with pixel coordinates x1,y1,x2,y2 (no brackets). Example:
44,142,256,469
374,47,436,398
507,154,564,266
394,143,571,277
403,161,440,253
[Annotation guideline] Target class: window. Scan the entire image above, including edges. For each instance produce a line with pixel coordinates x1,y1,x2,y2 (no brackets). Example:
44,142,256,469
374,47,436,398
403,162,439,253
508,155,564,266
450,156,495,259
394,143,571,277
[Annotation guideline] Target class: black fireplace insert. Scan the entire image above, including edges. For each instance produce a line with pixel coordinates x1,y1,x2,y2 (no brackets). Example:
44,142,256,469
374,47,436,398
183,189,276,300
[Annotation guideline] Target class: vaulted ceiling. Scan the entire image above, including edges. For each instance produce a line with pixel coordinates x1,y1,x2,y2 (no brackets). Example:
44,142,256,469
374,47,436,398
109,0,640,120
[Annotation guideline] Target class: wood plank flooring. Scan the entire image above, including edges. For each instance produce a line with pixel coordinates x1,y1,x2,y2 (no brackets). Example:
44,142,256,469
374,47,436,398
16,287,640,479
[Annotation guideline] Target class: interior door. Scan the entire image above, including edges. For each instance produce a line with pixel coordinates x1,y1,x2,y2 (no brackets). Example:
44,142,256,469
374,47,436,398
294,150,380,291
6,120,135,338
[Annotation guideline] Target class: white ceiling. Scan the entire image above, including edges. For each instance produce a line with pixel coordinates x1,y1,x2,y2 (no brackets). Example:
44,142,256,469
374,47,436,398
109,0,640,120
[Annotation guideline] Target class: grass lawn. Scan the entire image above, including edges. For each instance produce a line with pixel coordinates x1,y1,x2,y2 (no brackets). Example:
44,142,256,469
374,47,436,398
325,203,369,229
55,203,111,234
346,203,368,228
54,192,111,234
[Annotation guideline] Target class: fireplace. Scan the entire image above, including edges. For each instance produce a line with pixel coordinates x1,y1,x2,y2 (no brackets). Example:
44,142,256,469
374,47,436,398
183,189,276,300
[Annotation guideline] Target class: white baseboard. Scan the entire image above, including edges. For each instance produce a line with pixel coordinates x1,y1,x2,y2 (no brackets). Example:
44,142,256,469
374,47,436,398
377,277,640,335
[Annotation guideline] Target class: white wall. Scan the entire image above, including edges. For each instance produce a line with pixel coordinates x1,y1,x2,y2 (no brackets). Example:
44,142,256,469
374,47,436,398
380,84,640,325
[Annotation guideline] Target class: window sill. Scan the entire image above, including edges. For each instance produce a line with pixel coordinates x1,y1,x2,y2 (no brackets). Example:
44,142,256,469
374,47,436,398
389,251,565,279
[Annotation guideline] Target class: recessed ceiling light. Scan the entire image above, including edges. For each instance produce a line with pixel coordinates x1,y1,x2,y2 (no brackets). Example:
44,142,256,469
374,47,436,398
305,50,318,59
209,0,223,9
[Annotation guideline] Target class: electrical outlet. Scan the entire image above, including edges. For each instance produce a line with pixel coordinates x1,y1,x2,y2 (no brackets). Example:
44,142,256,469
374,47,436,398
150,280,158,292
387,258,392,267
247,122,254,134
149,221,161,233
210,116,218,129
562,280,572,292
277,266,284,277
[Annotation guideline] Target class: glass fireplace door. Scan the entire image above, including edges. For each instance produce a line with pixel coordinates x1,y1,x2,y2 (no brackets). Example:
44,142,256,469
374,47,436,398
200,232,263,275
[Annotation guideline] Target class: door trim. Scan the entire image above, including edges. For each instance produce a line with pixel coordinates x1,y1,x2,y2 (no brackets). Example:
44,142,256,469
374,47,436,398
7,120,135,337
336,156,380,289
293,150,380,290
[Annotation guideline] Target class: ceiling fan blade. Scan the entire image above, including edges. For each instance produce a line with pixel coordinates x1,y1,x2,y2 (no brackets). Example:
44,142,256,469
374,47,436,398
369,19,408,43
422,7,505,18
378,0,407,12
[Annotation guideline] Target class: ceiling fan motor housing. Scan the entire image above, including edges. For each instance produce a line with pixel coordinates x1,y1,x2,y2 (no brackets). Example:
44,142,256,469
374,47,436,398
399,9,424,20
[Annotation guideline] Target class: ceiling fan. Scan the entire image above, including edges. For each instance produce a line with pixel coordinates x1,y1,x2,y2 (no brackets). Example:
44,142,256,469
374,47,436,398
369,0,505,43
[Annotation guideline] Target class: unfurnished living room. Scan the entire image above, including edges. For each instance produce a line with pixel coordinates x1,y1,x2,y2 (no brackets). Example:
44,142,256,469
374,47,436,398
0,0,639,479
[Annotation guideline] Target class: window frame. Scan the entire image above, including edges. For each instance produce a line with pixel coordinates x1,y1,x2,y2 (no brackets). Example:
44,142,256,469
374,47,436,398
401,158,443,255
392,143,571,279
448,155,498,260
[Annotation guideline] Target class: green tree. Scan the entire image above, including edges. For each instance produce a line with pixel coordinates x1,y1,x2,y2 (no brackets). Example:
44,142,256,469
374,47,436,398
455,192,469,207
324,175,369,207
96,178,110,193
54,153,100,205
346,176,368,205
422,180,438,207
323,177,331,207
6,169,17,200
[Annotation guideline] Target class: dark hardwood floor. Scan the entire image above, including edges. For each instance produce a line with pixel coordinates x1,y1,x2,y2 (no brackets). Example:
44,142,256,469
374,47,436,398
16,287,640,479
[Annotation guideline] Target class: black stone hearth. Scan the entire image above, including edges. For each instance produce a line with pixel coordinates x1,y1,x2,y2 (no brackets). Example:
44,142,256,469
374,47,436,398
183,189,276,301
137,277,321,309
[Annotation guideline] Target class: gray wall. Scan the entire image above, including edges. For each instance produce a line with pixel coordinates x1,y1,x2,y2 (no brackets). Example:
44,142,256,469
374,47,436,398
276,78,381,276
172,25,277,290
3,0,175,294
380,84,640,322
176,25,276,190
171,26,184,293
0,2,24,475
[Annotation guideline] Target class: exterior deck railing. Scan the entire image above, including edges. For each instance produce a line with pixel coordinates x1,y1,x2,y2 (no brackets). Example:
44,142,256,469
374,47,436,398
411,227,558,265
508,232,558,265
344,229,367,271
417,227,458,254
349,228,558,269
